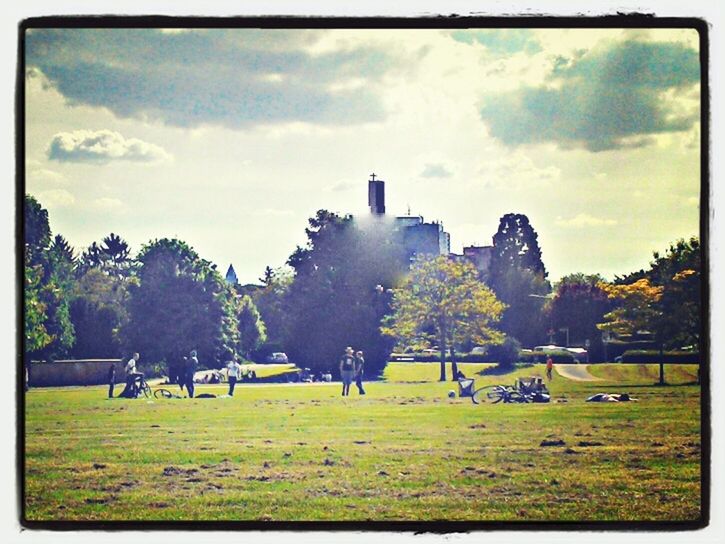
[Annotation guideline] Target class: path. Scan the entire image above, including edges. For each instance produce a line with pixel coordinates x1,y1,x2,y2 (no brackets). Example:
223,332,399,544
554,364,603,382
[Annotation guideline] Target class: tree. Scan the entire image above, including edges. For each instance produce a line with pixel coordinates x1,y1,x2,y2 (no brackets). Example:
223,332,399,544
69,268,130,358
236,294,267,358
487,213,550,347
121,238,239,370
252,266,293,347
382,255,506,381
284,211,408,377
77,233,133,278
597,278,665,382
489,213,547,279
23,196,75,360
546,273,613,360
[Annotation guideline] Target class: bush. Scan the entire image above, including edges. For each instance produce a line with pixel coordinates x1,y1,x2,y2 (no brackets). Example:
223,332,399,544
519,349,577,364
604,340,657,360
621,350,700,363
487,337,522,368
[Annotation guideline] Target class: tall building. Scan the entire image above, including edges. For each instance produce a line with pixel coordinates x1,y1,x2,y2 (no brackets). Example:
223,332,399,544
368,173,385,215
463,245,494,278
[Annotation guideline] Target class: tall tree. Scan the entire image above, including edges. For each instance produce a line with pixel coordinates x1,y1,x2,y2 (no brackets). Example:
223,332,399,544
121,238,239,369
252,266,292,347
487,213,550,347
284,211,408,377
382,255,506,381
236,294,267,358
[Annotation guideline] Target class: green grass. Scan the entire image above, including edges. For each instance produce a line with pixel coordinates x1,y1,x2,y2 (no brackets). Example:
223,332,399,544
24,363,701,522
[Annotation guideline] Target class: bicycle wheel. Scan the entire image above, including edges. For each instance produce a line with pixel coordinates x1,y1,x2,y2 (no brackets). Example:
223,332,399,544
472,385,503,404
154,388,173,399
138,381,152,398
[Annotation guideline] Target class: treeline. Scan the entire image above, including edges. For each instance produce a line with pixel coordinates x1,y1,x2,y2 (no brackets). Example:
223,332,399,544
24,194,702,378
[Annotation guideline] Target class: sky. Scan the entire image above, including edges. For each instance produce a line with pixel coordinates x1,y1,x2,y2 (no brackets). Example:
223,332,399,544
24,26,702,284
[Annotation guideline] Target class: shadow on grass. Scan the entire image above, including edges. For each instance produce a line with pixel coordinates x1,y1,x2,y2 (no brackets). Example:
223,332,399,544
597,381,701,389
477,363,534,376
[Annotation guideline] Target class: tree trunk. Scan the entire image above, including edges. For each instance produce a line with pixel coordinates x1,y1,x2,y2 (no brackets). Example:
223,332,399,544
659,344,665,385
450,346,459,381
439,321,447,382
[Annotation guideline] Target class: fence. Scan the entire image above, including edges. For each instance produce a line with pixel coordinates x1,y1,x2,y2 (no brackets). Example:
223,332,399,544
28,359,123,387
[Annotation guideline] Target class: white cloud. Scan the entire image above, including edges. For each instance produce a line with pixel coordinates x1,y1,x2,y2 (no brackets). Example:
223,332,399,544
26,166,66,184
555,213,617,228
252,208,295,217
36,189,75,208
93,197,123,210
47,129,171,164
478,152,561,189
420,163,453,179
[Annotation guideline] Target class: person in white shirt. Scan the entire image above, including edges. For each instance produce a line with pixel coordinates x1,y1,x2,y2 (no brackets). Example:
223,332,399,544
122,353,142,398
226,353,242,397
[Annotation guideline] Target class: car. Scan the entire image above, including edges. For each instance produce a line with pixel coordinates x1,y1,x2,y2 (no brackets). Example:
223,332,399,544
470,346,486,355
266,352,289,363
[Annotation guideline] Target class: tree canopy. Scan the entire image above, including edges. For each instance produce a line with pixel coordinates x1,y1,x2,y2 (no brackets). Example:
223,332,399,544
382,255,505,381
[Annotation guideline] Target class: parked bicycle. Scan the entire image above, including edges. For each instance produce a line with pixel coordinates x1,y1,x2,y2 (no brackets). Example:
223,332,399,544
465,376,550,404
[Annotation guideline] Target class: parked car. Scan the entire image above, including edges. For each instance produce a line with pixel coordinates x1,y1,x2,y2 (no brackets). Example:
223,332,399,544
470,346,486,355
266,352,289,363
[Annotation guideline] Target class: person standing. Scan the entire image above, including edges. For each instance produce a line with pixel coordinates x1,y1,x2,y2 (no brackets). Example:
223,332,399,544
185,350,198,398
107,364,116,399
123,353,142,398
546,355,554,381
354,350,366,395
339,346,356,397
226,353,241,397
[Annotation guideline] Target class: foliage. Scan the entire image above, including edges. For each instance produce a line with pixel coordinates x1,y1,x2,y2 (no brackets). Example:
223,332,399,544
252,266,293,346
546,273,612,359
284,211,408,377
235,294,267,357
24,195,50,265
77,233,133,278
620,350,700,364
486,213,550,347
382,255,505,381
486,336,522,368
121,238,239,370
597,278,664,337
24,261,52,354
69,269,131,358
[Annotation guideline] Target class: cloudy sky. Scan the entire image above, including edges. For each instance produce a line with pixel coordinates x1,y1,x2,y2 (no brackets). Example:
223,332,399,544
24,26,701,284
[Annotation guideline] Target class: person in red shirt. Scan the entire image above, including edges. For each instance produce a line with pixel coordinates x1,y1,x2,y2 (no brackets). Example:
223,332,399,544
546,355,554,381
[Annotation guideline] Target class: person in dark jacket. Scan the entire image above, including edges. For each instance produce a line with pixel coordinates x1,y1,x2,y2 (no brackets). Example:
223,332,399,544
354,350,366,395
107,364,116,398
339,346,355,396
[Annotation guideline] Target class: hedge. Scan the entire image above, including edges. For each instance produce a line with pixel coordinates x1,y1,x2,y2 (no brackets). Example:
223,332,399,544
519,349,577,364
621,350,700,364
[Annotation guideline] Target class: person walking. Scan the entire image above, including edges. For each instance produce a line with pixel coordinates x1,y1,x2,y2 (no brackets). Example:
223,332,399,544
339,346,356,397
184,350,198,398
546,355,554,381
226,353,241,397
354,350,366,395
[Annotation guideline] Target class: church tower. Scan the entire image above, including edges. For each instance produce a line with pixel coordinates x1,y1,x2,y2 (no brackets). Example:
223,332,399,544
368,173,385,215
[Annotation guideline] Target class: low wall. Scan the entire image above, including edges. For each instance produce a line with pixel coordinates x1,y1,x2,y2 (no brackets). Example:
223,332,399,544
29,359,124,387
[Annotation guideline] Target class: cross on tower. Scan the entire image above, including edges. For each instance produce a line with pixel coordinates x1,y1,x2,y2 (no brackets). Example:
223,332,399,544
369,172,377,182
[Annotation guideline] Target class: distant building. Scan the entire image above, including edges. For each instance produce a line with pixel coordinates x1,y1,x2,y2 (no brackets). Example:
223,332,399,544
463,245,494,278
393,215,450,260
225,264,238,285
368,173,385,215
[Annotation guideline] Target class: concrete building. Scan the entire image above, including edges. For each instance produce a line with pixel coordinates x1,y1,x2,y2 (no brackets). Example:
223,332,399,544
368,173,385,215
463,245,494,278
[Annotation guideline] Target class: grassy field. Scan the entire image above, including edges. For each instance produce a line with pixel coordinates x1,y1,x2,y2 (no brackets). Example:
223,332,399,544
23,363,702,523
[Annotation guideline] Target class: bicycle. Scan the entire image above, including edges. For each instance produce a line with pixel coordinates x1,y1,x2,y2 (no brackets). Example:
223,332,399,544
135,376,152,398
153,388,182,399
471,384,528,404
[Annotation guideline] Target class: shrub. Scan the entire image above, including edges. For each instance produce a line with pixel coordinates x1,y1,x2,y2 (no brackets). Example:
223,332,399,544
487,337,522,368
519,349,577,364
621,350,700,363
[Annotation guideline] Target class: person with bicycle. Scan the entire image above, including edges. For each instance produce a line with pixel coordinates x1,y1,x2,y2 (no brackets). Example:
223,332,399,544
122,352,143,398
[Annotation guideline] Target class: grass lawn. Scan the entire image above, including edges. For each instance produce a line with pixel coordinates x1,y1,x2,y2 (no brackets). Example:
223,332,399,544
23,363,702,523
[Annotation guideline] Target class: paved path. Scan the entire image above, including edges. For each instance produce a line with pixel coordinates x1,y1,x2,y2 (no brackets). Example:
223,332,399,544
554,364,603,382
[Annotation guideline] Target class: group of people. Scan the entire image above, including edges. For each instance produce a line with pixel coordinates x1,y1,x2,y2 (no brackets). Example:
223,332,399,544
339,346,365,396
110,345,368,399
